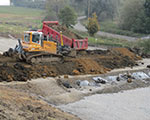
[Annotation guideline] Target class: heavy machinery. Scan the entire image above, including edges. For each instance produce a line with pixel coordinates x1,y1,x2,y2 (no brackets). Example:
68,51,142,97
4,21,88,63
42,21,88,50
15,30,62,63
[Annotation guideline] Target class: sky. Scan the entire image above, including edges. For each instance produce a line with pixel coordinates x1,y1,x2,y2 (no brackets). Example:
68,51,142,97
0,0,10,5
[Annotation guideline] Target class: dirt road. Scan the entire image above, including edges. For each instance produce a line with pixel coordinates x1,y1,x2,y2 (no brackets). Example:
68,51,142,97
74,16,138,41
59,87,150,120
74,16,88,32
0,37,17,53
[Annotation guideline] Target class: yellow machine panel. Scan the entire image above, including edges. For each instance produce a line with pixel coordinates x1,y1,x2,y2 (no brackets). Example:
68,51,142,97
21,31,57,54
43,41,57,54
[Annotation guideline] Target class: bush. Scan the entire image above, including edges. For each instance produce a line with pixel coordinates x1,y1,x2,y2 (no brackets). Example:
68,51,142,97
58,6,77,28
86,13,100,36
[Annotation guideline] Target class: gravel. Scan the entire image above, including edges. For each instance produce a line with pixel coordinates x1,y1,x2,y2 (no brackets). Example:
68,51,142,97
59,87,150,120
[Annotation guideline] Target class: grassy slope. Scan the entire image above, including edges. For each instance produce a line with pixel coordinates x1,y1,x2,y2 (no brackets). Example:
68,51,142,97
0,6,44,37
72,29,137,47
81,19,145,38
100,21,146,38
79,18,143,47
0,6,43,16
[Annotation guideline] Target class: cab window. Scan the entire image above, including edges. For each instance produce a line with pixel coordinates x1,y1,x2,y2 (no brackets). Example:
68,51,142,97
24,34,30,42
32,34,40,44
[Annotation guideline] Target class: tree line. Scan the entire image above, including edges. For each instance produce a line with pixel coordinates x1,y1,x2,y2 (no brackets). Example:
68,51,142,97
120,0,150,34
12,0,150,34
71,0,150,34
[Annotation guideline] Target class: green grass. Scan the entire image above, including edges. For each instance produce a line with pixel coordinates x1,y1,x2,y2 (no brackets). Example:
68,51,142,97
72,29,137,47
0,6,44,16
138,39,150,54
0,24,27,35
0,6,44,37
99,21,146,37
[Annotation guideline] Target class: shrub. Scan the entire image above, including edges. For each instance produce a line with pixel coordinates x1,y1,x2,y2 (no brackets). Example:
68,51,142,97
86,13,100,36
58,6,77,28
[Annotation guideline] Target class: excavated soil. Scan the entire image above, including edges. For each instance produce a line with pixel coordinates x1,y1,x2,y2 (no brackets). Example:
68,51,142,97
0,86,79,120
0,48,141,82
51,25,83,39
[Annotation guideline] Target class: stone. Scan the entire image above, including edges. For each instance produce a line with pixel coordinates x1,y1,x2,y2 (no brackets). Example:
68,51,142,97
62,82,72,88
72,69,80,75
147,65,150,68
127,78,132,83
80,80,89,86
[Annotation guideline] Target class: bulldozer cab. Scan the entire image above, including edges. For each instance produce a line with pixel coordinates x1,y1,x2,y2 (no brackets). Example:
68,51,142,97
23,31,43,45
21,31,57,54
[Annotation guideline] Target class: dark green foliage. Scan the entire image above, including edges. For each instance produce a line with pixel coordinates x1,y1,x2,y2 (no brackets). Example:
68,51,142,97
70,0,120,21
119,0,150,34
87,0,120,21
58,6,77,28
86,13,100,36
144,0,150,16
45,0,69,21
70,0,87,15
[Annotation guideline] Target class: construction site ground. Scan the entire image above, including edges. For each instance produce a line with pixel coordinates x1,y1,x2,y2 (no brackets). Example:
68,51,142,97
0,37,150,120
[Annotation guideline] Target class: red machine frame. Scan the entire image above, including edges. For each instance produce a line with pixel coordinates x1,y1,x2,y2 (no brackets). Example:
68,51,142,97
42,21,88,50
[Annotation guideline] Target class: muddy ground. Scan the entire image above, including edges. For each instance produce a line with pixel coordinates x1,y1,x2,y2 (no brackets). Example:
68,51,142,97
0,48,141,82
0,86,80,120
1,69,149,120
0,46,149,120
1,66,150,106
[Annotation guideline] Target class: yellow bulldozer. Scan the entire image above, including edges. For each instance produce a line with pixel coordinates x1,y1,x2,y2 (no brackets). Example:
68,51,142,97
4,21,88,63
4,30,70,64
14,30,71,63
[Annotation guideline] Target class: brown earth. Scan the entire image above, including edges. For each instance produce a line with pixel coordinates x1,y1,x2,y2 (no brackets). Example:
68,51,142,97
0,48,141,82
112,48,141,60
51,25,83,39
0,86,80,120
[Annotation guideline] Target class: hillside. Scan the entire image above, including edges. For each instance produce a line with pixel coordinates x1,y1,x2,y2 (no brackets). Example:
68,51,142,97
0,6,44,37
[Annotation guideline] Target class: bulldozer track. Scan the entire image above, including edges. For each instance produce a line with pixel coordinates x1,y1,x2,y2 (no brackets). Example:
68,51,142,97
25,52,63,64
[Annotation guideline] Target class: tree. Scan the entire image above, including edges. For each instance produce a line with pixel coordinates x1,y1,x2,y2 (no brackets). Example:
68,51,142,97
86,0,120,21
119,0,150,34
143,0,150,33
119,0,145,30
58,6,77,28
144,0,150,17
46,0,69,15
86,13,100,36
44,0,69,21
70,0,120,21
70,0,87,14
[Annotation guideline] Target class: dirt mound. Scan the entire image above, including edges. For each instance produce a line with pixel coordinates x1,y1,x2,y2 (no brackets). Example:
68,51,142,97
0,63,57,82
51,25,83,39
0,48,141,82
73,58,110,74
111,48,142,60
0,86,79,120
